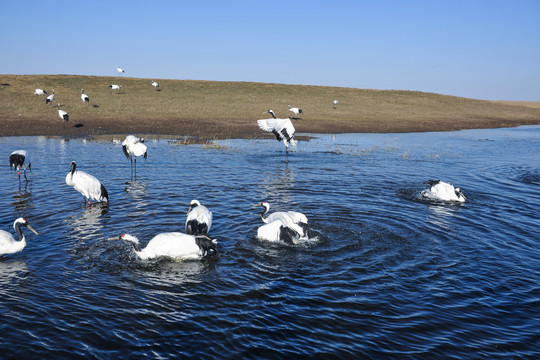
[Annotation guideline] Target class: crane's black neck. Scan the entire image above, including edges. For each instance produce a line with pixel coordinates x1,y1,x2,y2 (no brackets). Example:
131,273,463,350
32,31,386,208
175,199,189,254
15,222,25,242
70,162,77,174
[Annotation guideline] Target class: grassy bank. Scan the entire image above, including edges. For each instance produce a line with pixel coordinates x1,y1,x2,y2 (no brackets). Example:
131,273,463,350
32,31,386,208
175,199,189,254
1,74,539,138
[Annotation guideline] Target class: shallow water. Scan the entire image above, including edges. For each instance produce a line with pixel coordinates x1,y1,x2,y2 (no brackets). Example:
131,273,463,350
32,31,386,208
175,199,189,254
0,127,539,359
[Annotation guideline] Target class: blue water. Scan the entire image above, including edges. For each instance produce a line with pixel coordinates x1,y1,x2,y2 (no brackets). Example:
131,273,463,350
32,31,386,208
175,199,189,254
0,127,539,359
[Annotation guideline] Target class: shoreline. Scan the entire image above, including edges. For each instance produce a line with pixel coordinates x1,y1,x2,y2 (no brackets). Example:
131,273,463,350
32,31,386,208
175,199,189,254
2,74,539,138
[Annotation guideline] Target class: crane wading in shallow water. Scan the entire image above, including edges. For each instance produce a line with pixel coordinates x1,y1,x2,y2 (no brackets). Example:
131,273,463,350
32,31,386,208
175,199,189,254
257,110,297,153
122,135,147,177
66,161,109,205
9,150,31,186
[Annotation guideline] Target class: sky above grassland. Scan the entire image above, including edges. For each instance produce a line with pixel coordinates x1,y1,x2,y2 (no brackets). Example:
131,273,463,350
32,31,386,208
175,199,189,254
1,0,539,100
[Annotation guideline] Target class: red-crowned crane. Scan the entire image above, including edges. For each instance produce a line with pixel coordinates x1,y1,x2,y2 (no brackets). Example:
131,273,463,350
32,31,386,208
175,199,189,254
81,89,89,103
9,150,31,186
34,89,47,96
151,81,159,89
288,105,303,117
254,201,308,244
257,110,297,153
109,84,122,91
0,218,38,256
421,180,466,203
117,66,125,74
57,103,69,122
66,161,109,205
45,89,55,104
185,200,213,236
108,233,217,260
122,135,147,176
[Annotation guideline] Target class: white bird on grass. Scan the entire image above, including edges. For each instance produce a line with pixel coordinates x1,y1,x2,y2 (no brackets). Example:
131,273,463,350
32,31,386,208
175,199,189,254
66,161,109,205
151,81,159,89
45,89,55,104
421,180,466,203
57,103,69,124
185,200,213,236
109,232,218,260
122,135,147,174
288,105,303,117
0,218,38,256
81,89,89,103
9,150,31,185
34,89,47,96
254,201,309,244
257,110,297,153
109,84,122,91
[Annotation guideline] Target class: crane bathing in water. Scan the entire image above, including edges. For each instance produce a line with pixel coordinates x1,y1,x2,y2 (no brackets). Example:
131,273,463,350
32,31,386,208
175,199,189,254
254,201,309,244
9,150,31,186
257,110,297,153
66,161,109,205
185,200,213,236
109,232,218,260
421,180,466,203
0,218,38,256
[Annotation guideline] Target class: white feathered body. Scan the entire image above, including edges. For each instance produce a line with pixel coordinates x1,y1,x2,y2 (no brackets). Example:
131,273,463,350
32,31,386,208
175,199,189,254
9,150,30,171
120,233,216,260
66,170,108,202
122,135,147,158
257,118,297,148
421,181,465,202
185,204,212,235
34,89,46,95
0,229,26,255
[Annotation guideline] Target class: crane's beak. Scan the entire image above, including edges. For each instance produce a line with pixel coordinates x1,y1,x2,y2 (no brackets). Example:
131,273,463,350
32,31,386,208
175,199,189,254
27,225,38,235
108,236,121,240
187,205,193,214
252,203,261,207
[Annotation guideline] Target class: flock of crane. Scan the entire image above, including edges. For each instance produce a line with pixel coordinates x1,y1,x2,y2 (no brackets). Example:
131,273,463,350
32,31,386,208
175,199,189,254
1,135,315,260
1,67,466,260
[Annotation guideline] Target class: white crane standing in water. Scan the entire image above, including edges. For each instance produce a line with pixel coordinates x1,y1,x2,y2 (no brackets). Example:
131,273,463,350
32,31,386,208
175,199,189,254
0,218,38,256
9,150,31,186
122,135,147,176
66,161,109,205
257,110,297,153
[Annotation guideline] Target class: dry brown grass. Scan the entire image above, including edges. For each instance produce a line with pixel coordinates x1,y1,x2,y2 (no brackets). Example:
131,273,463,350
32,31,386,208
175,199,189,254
1,74,539,138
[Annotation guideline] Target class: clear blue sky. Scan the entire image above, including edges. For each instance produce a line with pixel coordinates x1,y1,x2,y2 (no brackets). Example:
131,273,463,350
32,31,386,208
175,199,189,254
2,0,539,100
